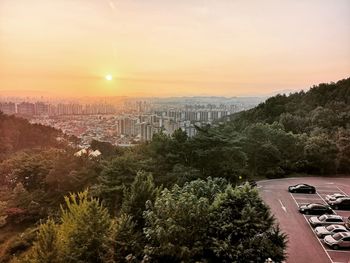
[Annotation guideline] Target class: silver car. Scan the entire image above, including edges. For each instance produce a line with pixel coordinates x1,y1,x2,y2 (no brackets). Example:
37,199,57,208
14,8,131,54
325,193,347,202
314,224,349,238
309,215,345,227
324,232,350,249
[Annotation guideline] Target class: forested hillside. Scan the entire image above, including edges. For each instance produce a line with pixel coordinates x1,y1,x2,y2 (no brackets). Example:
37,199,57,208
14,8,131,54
0,77,349,262
0,113,67,161
228,77,350,131
220,77,350,177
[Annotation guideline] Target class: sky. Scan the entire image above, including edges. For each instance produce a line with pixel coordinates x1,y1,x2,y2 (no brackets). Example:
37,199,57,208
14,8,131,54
0,0,349,98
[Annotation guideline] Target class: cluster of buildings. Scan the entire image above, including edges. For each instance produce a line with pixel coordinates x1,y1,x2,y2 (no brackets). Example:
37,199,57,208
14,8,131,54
1,97,263,147
0,101,117,116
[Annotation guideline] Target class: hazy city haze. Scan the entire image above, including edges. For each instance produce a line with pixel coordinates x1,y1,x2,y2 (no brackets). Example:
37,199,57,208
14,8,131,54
1,0,349,97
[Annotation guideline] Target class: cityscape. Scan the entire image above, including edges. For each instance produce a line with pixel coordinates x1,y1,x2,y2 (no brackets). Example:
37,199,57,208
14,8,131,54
0,0,349,263
0,97,263,146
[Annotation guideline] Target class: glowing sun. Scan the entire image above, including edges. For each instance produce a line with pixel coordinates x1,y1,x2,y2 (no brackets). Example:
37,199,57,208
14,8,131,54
105,74,113,81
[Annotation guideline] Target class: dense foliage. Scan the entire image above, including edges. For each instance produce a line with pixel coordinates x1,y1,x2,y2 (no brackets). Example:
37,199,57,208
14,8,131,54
0,113,66,161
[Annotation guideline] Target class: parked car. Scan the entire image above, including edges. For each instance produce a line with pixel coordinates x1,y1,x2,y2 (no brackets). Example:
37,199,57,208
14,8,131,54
314,224,349,238
288,184,316,194
309,214,345,227
324,232,350,250
328,197,350,210
325,193,347,202
345,216,350,230
299,203,333,215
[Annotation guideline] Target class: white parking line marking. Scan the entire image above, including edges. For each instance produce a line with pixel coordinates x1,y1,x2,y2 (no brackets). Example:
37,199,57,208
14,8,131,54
326,250,350,253
290,193,334,263
317,191,340,194
336,186,348,196
294,197,324,200
316,192,328,204
279,199,287,213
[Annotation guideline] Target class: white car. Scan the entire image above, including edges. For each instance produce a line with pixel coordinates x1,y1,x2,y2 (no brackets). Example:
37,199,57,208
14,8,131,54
325,193,347,202
324,232,350,249
309,215,345,227
314,224,349,238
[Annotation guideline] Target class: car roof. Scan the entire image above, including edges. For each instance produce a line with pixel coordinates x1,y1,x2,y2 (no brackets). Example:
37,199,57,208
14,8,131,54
308,203,327,206
339,232,350,237
332,225,347,229
328,193,344,197
323,215,343,219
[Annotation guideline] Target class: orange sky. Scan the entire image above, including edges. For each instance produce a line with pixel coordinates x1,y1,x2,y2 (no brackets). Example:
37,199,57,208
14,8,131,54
0,0,349,97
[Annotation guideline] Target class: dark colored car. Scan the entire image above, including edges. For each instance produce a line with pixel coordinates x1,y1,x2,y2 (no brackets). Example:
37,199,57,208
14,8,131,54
299,203,333,215
288,184,316,194
328,197,350,210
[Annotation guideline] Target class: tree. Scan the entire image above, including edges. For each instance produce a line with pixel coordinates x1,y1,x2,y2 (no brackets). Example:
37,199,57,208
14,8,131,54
144,186,212,262
0,151,53,190
21,190,115,263
91,140,122,158
279,112,309,133
310,106,337,129
112,213,144,262
336,129,350,173
143,178,229,262
304,134,338,174
190,128,247,182
243,123,283,178
45,152,100,194
166,164,202,186
110,172,159,262
93,154,139,215
209,184,286,262
24,219,60,263
57,191,114,263
121,171,159,228
143,179,287,263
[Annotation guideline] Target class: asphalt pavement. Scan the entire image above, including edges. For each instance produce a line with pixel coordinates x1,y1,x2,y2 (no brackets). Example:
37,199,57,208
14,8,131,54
258,177,350,263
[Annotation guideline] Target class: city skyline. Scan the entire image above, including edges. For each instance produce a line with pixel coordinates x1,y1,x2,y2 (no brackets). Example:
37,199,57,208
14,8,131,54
1,0,349,98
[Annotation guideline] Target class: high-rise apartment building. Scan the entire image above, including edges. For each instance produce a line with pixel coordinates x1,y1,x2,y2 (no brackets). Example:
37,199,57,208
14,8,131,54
0,102,16,115
17,102,35,115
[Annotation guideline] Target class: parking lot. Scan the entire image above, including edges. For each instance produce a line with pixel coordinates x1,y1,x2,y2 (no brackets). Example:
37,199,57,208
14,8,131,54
258,177,350,263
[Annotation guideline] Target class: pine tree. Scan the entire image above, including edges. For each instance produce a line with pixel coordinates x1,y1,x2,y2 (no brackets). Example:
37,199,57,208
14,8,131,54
111,172,159,261
57,190,115,263
121,171,159,228
113,213,144,262
24,219,60,263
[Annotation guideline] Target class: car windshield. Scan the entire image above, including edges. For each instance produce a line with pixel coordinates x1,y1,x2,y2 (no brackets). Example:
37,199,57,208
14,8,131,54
326,226,335,231
318,215,327,221
333,233,343,241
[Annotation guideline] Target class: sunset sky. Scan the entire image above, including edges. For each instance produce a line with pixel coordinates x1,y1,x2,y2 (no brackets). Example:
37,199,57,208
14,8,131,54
0,0,349,98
